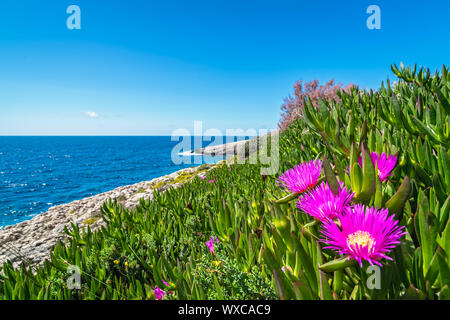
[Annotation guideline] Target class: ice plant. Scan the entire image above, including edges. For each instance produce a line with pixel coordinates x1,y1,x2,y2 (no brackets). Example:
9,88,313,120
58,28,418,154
154,286,166,300
278,159,322,193
320,204,405,267
297,182,354,221
161,279,174,295
205,236,217,253
358,152,397,181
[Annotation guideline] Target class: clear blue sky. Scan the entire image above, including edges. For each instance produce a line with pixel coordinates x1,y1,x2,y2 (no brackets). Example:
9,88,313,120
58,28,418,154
0,0,448,135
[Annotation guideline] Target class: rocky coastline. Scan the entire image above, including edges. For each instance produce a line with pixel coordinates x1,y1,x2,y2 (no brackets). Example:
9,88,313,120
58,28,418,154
191,130,279,156
0,131,278,269
0,163,218,269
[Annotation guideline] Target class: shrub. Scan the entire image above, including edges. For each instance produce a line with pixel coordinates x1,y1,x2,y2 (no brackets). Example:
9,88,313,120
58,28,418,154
278,79,354,132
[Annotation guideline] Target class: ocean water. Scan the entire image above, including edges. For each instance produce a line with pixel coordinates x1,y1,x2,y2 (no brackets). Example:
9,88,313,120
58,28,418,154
0,136,222,228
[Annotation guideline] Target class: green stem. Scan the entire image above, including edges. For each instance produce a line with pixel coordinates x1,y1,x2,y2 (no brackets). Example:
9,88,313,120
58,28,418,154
319,256,357,273
274,192,300,204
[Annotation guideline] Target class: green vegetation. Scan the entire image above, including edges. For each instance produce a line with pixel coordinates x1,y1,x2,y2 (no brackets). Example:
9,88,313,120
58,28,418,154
82,217,100,225
135,187,146,194
171,171,196,185
0,64,449,300
151,180,169,190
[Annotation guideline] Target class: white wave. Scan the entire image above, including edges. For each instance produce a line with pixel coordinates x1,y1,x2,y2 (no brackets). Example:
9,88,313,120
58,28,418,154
178,151,203,156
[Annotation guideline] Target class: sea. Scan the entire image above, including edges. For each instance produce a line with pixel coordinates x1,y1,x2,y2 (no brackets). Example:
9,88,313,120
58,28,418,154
0,136,233,228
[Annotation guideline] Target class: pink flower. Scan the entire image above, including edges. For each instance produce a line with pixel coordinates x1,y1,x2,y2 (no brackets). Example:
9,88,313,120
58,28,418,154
281,266,292,273
200,176,206,180
205,236,217,253
154,286,166,300
278,159,322,193
320,204,406,267
208,179,216,183
297,182,353,222
159,279,174,296
358,152,397,181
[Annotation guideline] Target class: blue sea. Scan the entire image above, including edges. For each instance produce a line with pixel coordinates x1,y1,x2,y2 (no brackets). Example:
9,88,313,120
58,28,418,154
0,136,224,228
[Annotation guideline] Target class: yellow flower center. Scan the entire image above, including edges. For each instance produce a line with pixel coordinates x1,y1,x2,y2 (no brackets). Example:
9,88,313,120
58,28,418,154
346,230,375,250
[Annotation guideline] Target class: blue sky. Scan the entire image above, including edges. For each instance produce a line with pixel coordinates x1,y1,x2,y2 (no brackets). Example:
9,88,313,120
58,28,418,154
0,0,449,135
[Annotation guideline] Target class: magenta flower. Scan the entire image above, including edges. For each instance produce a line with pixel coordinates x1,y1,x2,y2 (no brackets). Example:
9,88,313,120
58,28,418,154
358,152,397,181
278,159,322,193
160,279,174,296
205,236,217,253
200,176,206,180
208,179,216,183
320,204,406,267
161,279,174,296
154,286,166,300
281,266,292,273
297,182,354,222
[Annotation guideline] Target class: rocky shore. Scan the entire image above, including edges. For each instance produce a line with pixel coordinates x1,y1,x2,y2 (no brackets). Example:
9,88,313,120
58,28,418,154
0,131,278,269
192,139,248,155
192,130,279,156
0,163,218,269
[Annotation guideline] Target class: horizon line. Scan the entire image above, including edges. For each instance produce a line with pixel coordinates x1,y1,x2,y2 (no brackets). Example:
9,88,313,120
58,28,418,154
0,134,261,137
